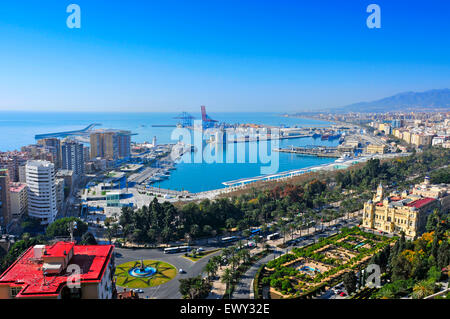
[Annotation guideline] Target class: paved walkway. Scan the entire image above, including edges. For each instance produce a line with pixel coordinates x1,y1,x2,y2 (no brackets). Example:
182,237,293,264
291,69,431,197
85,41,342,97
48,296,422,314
206,211,363,299
207,246,265,299
232,252,277,299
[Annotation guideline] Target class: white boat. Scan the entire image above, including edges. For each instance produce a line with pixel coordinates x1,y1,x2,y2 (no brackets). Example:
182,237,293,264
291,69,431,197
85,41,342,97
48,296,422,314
335,154,353,163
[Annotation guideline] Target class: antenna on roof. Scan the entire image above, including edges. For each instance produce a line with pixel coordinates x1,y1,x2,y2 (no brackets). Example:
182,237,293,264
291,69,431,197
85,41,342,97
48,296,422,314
43,270,47,286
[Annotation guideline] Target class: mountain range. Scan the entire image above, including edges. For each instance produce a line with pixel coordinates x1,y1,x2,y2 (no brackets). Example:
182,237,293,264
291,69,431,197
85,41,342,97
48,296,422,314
332,89,450,113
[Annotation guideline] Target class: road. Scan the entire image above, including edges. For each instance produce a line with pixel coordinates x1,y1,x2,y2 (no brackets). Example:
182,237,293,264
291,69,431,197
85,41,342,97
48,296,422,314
230,217,361,299
231,251,278,299
114,247,221,299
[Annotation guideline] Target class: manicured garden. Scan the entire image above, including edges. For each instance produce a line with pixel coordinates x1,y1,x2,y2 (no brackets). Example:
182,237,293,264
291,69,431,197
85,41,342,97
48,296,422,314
115,260,177,288
259,227,396,298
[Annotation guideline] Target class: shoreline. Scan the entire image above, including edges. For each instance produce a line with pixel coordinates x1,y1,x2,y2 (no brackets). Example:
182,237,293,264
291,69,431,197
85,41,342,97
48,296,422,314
191,152,410,198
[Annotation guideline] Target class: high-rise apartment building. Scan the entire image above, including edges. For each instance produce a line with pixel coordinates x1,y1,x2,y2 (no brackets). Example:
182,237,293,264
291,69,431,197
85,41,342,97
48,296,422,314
90,130,131,160
37,138,61,169
117,133,131,159
0,169,12,228
0,152,28,182
26,160,58,225
61,139,84,175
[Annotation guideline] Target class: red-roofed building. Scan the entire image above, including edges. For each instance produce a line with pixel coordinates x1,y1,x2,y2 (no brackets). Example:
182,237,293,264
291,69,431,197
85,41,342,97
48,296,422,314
362,184,440,238
0,241,115,299
406,197,437,209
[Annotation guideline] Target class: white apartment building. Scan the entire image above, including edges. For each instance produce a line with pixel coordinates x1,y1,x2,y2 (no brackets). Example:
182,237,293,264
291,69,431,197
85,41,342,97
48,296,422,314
26,160,58,225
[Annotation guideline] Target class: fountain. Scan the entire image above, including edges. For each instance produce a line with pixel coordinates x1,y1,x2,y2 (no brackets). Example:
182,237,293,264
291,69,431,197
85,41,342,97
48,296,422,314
128,260,157,278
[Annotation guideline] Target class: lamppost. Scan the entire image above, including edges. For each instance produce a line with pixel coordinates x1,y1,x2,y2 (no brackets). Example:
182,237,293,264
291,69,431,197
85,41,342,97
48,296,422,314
68,221,78,242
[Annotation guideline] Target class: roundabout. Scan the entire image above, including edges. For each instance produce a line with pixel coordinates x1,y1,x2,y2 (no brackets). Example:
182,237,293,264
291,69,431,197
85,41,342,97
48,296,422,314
115,259,177,288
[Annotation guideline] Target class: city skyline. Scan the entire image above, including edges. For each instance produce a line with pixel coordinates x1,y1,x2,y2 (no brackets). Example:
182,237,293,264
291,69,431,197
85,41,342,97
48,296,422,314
0,0,449,113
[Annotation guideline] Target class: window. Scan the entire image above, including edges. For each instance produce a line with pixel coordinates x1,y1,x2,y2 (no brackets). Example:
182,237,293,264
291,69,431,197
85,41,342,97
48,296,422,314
10,286,22,297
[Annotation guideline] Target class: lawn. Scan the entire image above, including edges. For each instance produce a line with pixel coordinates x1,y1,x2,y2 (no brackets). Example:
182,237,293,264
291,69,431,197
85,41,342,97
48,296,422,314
183,249,221,262
115,260,177,288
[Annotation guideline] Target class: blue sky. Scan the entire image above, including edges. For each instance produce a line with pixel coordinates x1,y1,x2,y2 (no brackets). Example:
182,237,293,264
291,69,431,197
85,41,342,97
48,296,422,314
0,0,449,112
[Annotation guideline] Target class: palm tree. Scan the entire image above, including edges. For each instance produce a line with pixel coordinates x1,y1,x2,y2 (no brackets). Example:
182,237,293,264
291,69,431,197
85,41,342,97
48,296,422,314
203,225,213,243
205,261,218,280
230,255,240,272
184,233,191,247
221,268,234,299
289,224,295,240
412,280,435,299
280,225,288,244
190,224,199,242
254,235,263,248
240,249,251,264
226,218,236,235
242,229,251,246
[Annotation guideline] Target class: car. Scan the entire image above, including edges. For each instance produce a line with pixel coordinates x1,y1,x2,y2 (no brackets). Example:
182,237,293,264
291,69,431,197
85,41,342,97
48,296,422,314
179,268,186,274
339,292,347,297
197,247,205,252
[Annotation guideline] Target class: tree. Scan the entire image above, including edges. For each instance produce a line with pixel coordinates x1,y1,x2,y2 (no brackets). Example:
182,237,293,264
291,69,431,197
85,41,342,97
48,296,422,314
392,254,412,281
80,232,97,245
221,268,234,298
179,276,211,299
203,225,213,243
411,280,435,299
254,235,263,248
226,218,236,234
1,236,45,272
426,209,440,232
343,271,357,295
242,230,251,245
45,217,87,239
437,240,450,269
205,260,219,280
190,224,200,240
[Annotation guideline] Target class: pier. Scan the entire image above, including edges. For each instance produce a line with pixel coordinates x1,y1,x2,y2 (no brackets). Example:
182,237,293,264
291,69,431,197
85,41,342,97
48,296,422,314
274,146,341,158
35,123,101,139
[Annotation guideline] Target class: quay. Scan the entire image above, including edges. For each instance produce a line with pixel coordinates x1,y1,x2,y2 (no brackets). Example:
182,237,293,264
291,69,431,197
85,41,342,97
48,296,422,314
274,146,341,158
222,153,411,188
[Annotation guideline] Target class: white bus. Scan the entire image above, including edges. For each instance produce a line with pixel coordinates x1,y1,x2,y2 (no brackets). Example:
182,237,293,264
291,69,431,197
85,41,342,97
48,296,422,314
221,236,239,244
164,246,191,254
267,233,280,241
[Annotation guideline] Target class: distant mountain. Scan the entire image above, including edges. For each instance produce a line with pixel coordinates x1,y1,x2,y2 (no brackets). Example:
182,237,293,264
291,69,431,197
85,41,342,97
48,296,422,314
334,89,450,113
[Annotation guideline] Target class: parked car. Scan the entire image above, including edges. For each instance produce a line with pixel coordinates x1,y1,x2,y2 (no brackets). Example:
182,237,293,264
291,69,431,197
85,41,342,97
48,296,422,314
179,268,186,274
339,292,347,297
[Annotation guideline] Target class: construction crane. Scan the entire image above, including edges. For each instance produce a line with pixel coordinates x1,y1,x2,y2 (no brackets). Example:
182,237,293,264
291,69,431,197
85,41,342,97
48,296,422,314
201,105,218,129
173,112,196,128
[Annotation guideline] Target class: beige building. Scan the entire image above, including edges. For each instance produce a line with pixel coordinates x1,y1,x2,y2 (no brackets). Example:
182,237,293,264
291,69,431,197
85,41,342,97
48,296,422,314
393,128,403,139
366,144,386,154
9,183,28,219
411,176,449,213
90,130,131,161
362,183,440,238
411,133,433,147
